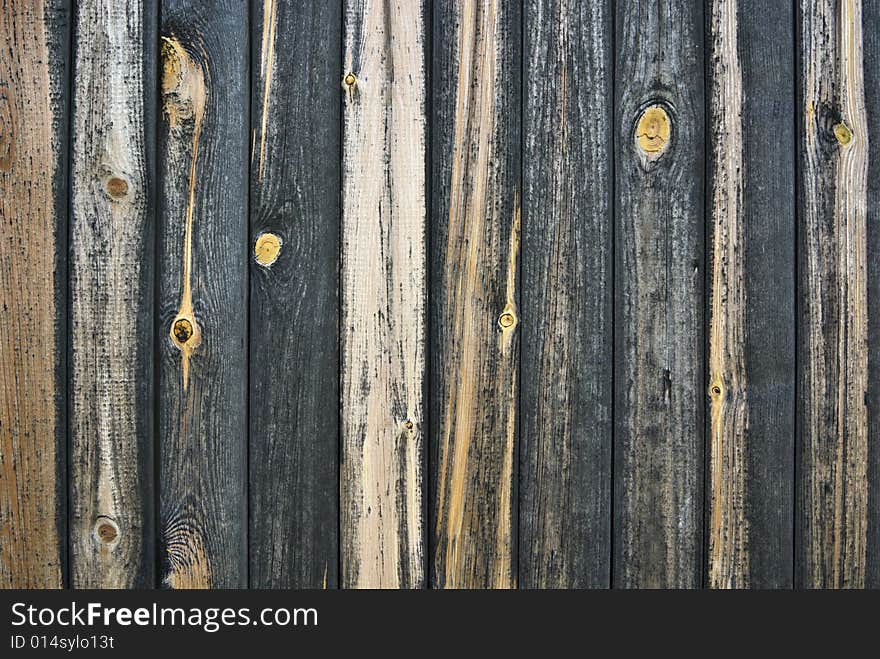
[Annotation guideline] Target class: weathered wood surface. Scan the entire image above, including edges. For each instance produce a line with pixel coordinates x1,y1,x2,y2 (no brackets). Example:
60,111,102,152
0,0,69,589
340,0,426,589
249,0,340,589
5,0,880,591
613,0,705,588
706,0,795,589
158,0,247,589
431,0,521,589
865,0,880,590
69,0,156,588
798,0,873,589
520,0,612,589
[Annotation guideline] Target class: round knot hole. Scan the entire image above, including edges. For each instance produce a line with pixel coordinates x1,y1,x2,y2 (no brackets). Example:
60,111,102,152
172,318,194,344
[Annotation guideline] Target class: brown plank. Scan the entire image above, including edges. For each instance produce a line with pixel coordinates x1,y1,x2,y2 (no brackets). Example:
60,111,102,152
0,0,70,589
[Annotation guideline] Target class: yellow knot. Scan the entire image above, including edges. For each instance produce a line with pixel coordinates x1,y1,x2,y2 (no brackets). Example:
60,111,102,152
833,122,853,146
636,105,671,157
498,312,516,329
254,232,282,267
344,73,356,87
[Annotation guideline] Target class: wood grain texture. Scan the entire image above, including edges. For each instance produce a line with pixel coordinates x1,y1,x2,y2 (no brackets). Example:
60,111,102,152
158,0,247,589
707,0,748,589
707,0,795,589
798,0,871,588
520,0,612,589
613,0,705,589
865,0,880,590
0,0,69,589
432,0,520,589
340,0,427,590
69,0,156,588
249,0,340,588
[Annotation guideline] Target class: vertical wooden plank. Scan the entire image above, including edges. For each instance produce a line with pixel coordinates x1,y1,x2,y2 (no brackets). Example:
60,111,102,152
706,0,795,588
250,0,340,588
70,0,156,588
340,0,427,590
798,0,872,588
865,0,880,591
0,0,69,589
520,0,612,588
614,0,705,588
432,0,521,589
158,0,247,589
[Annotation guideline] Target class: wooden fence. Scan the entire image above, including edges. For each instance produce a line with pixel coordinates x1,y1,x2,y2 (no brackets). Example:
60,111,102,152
1,0,878,589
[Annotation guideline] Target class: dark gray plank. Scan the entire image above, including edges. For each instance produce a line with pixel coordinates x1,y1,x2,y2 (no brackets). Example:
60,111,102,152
70,0,157,588
0,0,70,588
613,0,705,588
705,0,795,588
866,0,880,592
431,0,521,589
249,0,340,589
520,0,612,589
797,0,874,588
158,0,248,589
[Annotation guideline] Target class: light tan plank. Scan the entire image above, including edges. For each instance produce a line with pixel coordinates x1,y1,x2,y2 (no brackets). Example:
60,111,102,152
340,0,427,589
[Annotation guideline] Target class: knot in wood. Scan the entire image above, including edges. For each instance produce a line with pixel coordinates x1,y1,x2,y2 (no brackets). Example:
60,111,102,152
833,122,853,146
93,517,119,545
636,105,671,158
404,420,414,431
172,318,194,344
106,176,129,199
498,312,516,329
344,73,356,87
254,232,282,266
